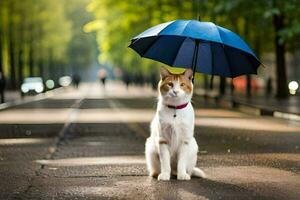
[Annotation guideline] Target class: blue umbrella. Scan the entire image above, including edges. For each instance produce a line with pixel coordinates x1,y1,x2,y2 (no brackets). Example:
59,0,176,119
129,20,261,81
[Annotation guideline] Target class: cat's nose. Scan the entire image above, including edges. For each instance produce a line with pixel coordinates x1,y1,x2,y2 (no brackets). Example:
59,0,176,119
173,90,179,95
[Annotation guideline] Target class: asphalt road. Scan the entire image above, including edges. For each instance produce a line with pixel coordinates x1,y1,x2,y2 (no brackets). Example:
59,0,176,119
0,82,299,200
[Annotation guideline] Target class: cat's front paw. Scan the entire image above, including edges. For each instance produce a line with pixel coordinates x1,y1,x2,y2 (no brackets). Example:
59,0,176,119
149,171,159,178
177,173,191,180
158,173,170,181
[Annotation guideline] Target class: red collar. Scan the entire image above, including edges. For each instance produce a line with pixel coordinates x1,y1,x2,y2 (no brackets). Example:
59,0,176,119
166,102,189,110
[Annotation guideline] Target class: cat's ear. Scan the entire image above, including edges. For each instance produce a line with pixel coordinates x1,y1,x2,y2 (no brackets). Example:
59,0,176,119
183,68,193,80
160,66,171,79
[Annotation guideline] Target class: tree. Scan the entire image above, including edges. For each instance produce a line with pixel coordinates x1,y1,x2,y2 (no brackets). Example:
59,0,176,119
63,0,97,75
86,0,300,97
0,0,72,87
86,0,195,79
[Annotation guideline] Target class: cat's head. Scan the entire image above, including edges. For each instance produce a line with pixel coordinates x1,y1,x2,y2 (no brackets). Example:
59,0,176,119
158,66,193,104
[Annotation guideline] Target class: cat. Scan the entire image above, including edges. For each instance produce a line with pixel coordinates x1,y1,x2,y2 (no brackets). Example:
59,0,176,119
145,66,206,181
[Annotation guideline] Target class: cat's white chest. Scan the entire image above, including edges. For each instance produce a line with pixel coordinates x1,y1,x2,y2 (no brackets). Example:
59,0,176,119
158,104,194,126
158,103,195,143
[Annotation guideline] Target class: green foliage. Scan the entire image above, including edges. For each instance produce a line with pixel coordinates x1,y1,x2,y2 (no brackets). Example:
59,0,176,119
262,0,300,46
0,0,72,81
87,0,300,79
0,0,96,86
63,0,97,71
86,0,195,76
1,0,300,92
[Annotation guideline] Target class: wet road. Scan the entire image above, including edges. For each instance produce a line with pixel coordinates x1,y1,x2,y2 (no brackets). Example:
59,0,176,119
0,83,299,200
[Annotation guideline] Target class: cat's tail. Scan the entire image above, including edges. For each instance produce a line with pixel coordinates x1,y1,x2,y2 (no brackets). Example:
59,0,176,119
192,167,206,178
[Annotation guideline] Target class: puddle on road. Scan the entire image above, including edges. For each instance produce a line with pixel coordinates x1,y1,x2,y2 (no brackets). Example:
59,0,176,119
0,138,52,145
195,117,300,132
35,155,145,167
206,166,300,184
59,165,300,200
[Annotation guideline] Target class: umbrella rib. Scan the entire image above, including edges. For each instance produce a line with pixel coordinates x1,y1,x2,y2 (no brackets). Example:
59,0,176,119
191,40,199,83
210,42,214,88
170,37,189,67
215,26,224,45
140,36,161,56
129,20,262,79
244,52,260,75
129,38,140,46
174,20,191,36
210,42,214,76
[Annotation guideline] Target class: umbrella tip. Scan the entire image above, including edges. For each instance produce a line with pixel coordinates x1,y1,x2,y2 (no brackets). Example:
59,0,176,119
260,62,268,68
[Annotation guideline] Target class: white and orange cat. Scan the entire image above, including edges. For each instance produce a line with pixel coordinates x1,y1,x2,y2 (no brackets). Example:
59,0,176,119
145,66,206,181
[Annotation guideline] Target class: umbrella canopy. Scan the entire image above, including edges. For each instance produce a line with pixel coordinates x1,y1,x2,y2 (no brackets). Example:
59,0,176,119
129,20,261,78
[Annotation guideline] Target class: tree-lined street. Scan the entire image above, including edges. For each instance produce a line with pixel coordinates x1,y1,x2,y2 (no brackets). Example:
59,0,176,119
1,1,300,198
0,83,299,199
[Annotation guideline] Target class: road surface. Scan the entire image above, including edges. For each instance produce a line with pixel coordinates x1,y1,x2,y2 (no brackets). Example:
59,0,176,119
0,82,299,200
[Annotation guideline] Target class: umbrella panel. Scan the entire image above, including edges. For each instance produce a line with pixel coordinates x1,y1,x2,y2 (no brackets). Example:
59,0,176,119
129,35,260,78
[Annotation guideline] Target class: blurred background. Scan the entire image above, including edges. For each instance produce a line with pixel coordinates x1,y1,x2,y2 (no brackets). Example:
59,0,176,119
0,0,300,103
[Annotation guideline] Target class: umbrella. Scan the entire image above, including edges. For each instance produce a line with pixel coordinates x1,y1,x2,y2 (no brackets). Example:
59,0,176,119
128,19,261,81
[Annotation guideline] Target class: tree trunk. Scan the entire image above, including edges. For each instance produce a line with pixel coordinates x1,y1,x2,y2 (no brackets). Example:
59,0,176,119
17,8,26,89
254,33,262,97
9,37,16,88
0,31,5,102
246,75,251,97
18,22,25,88
192,0,197,19
219,77,226,96
29,43,34,76
18,48,24,86
244,18,251,97
48,48,55,80
230,79,235,95
204,75,209,89
273,14,288,98
8,2,16,89
210,76,214,90
0,34,3,73
38,60,43,78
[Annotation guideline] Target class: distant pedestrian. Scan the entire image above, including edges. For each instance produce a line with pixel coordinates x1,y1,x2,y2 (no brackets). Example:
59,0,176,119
266,77,273,97
98,69,107,88
0,72,6,103
72,74,81,89
122,72,130,89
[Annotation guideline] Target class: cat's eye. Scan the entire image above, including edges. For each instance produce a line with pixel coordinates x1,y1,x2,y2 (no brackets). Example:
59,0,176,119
180,83,185,87
167,82,173,87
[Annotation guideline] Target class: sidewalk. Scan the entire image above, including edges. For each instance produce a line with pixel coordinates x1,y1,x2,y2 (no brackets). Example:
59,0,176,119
195,89,300,121
0,89,58,111
1,90,22,103
0,82,156,111
0,90,26,110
